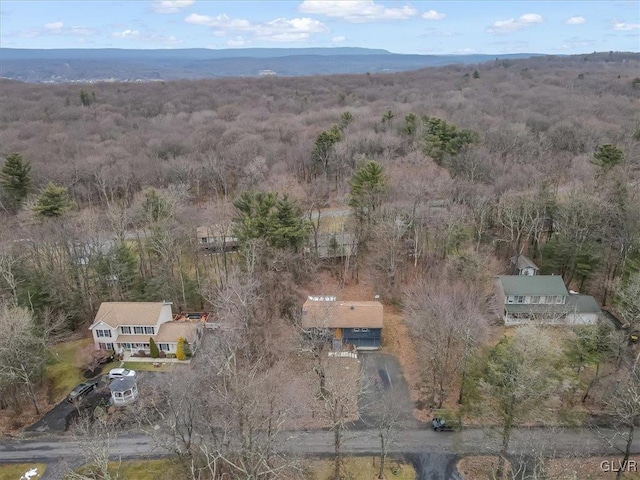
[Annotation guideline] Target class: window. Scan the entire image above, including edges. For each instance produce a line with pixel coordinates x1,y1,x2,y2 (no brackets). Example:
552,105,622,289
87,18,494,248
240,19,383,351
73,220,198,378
159,343,170,352
352,328,360,332
121,326,131,334
133,326,144,334
507,296,515,304
531,296,540,304
555,295,564,304
96,329,111,338
515,296,525,304
144,326,154,334
361,328,370,332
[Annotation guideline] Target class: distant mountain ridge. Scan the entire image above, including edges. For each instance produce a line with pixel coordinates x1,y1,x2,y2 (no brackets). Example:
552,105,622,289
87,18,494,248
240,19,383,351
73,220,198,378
0,47,542,83
0,47,394,60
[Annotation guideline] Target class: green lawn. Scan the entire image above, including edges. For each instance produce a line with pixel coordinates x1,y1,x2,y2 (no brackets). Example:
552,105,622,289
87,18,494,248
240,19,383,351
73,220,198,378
45,338,93,401
0,463,46,480
122,361,186,372
306,457,415,480
45,338,118,401
70,457,413,480
71,459,185,480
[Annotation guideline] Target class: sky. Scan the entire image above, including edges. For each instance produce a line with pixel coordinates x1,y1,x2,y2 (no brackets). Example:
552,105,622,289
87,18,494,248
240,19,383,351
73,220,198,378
0,1,638,54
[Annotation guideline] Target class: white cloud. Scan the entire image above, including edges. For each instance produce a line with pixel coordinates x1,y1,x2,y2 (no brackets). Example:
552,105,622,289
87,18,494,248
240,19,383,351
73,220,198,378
422,10,446,21
68,26,94,35
185,13,251,29
227,36,246,47
44,21,64,31
487,13,543,33
34,22,95,36
153,0,194,14
613,22,640,31
298,1,417,23
332,35,346,43
112,29,140,38
421,28,457,37
565,16,586,25
111,29,182,45
185,12,328,42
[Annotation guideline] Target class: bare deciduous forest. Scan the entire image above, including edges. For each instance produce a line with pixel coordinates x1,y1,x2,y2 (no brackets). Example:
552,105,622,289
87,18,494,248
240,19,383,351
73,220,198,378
1,52,640,479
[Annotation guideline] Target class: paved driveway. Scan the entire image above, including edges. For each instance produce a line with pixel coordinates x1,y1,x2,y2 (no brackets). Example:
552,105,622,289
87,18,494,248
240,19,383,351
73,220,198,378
27,377,110,433
356,352,421,430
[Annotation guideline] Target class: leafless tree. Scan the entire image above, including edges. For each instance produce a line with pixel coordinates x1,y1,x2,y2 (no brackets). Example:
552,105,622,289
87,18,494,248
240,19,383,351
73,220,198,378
63,413,121,480
596,363,640,479
405,277,487,408
318,357,361,480
0,303,47,414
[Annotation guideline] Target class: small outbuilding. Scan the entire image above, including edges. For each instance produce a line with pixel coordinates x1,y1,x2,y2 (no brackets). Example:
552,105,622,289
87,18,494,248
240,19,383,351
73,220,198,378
509,254,539,276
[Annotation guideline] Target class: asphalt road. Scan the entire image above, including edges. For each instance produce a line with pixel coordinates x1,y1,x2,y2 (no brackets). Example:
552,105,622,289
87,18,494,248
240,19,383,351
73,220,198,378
1,427,636,463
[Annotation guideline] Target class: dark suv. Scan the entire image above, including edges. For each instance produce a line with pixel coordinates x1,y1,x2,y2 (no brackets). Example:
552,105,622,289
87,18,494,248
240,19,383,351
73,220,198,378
67,379,99,403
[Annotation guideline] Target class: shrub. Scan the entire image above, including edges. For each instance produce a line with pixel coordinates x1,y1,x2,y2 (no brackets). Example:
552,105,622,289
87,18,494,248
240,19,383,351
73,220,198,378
76,345,112,373
149,337,159,358
137,350,147,357
176,337,186,361
158,350,166,358
166,353,176,359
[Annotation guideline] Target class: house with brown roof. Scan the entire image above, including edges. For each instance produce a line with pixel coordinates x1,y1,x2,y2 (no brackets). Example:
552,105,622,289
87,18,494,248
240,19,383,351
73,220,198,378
301,297,384,350
89,302,201,356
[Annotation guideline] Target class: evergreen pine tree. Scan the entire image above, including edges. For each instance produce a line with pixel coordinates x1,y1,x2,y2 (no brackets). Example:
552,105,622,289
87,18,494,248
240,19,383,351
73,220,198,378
149,337,159,358
0,153,31,210
32,182,73,217
176,337,186,360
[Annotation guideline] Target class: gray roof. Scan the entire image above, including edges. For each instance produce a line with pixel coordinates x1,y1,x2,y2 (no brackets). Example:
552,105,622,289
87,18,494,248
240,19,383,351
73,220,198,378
498,275,568,297
567,294,601,314
109,376,136,393
510,254,538,271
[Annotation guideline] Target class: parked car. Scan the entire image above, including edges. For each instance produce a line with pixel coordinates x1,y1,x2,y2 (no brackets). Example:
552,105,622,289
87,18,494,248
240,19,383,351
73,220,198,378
67,379,99,403
108,368,137,380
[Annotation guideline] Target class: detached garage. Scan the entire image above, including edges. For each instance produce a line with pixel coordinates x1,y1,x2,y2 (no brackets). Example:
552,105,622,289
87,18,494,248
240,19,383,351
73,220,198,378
301,297,384,350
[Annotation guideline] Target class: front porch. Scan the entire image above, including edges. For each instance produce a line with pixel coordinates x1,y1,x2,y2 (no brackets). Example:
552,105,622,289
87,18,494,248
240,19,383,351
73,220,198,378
116,341,177,356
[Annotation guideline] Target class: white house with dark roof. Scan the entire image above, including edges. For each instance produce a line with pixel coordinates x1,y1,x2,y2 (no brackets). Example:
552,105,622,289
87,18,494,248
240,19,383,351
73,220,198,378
495,275,601,325
89,302,201,356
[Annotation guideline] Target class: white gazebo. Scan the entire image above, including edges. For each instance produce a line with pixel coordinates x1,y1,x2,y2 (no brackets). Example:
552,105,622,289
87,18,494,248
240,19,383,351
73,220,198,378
109,376,138,405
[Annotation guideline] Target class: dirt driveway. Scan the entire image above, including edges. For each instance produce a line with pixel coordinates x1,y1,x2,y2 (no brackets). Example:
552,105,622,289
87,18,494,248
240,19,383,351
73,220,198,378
356,352,421,430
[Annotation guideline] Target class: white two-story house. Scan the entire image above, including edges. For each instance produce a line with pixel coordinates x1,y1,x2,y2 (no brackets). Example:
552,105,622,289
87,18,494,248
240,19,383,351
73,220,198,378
89,301,201,355
496,275,601,325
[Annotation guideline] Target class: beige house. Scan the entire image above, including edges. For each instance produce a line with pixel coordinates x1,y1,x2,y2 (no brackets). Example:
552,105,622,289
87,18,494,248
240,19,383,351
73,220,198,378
89,302,201,355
